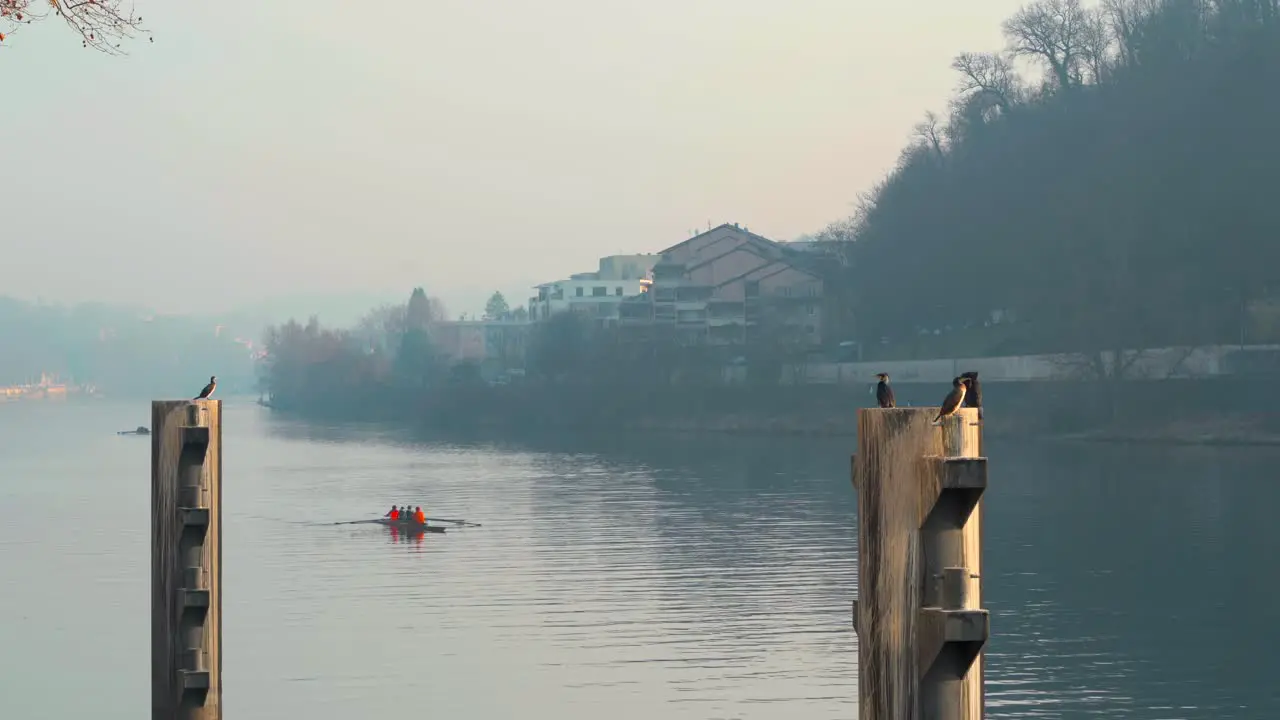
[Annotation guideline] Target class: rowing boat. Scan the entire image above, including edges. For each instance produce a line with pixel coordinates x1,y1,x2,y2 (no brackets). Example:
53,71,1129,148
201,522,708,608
373,518,446,533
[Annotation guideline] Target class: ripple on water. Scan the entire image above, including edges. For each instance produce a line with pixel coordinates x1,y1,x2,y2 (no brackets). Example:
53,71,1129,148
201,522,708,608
2,403,1277,719
201,414,860,720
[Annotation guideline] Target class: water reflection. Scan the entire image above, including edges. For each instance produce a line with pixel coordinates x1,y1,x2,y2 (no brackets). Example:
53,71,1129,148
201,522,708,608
385,524,430,548
429,427,1280,718
984,439,1280,717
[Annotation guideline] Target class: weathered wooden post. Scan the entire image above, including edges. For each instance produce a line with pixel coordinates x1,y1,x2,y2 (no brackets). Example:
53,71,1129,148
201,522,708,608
152,400,222,720
851,407,988,720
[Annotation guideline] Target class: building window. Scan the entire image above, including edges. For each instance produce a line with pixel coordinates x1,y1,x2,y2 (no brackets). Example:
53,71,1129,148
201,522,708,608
615,287,623,296
592,286,607,297
745,281,760,297
806,325,816,335
782,287,792,297
807,305,816,316
576,287,584,297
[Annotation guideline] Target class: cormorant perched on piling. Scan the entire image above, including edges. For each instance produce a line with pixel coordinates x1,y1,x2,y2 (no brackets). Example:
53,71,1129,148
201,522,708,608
194,376,217,400
875,373,896,408
959,371,983,420
933,376,967,424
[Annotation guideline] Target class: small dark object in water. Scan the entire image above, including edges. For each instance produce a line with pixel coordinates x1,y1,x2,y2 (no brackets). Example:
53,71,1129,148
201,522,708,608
118,426,150,435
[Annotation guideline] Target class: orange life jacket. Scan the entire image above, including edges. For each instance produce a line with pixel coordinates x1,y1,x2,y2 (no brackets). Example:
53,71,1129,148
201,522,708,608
415,510,425,524
390,509,399,520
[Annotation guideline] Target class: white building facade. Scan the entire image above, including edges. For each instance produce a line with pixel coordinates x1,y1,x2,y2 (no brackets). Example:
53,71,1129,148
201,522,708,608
528,254,656,327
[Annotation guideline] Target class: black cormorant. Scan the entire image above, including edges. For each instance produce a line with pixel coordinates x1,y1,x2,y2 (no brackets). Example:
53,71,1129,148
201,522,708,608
195,376,217,400
933,376,967,424
875,372,896,408
959,371,982,420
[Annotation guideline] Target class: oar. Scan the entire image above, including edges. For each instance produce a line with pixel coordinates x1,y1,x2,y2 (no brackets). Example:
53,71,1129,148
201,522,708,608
425,516,481,527
330,519,385,526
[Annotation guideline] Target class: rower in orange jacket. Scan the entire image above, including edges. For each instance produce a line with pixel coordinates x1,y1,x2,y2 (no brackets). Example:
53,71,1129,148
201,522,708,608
386,506,399,521
414,507,426,524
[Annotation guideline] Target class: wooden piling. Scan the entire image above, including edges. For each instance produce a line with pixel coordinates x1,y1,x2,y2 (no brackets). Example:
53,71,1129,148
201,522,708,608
152,400,222,720
852,408,988,720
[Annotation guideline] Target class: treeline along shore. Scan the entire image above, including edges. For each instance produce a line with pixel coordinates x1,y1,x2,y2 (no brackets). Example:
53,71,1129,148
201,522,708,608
262,326,1280,445
265,374,1280,445
259,1,1280,446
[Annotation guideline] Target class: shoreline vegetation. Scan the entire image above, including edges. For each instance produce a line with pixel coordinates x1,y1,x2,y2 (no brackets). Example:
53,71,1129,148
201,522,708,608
257,1,1280,449
267,403,1280,447
259,378,1280,448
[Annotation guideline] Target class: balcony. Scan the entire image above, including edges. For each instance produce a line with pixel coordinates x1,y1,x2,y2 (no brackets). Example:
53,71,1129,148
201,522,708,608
619,302,653,322
676,309,707,325
707,315,744,327
674,286,713,303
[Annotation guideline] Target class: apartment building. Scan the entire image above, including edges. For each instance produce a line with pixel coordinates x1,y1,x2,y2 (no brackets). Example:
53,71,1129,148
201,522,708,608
618,224,826,346
527,254,657,328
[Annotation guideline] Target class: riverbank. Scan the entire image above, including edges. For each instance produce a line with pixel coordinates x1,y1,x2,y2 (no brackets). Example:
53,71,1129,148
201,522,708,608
519,413,1280,447
262,375,1280,447
1055,416,1280,447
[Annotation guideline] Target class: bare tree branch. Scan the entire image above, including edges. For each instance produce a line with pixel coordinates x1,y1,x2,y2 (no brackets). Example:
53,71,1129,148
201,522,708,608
1079,6,1117,83
950,51,1023,110
1003,0,1094,89
911,110,947,159
1102,0,1148,67
946,90,1008,142
1,0,150,53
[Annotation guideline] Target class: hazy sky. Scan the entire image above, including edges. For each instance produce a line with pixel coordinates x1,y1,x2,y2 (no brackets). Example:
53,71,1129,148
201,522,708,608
3,0,1028,316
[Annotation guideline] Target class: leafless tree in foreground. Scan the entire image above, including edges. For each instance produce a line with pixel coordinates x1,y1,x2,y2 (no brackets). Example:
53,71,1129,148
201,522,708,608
1,0,150,54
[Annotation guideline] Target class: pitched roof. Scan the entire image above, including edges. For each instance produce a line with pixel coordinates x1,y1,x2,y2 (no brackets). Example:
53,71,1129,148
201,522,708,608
657,223,782,258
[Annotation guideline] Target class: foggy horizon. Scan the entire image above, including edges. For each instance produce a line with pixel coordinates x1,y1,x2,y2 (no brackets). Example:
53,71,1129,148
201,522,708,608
3,0,1027,316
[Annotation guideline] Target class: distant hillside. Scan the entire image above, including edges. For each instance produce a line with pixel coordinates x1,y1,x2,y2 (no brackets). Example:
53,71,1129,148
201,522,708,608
218,285,547,330
216,291,407,331
0,296,256,397
814,0,1280,359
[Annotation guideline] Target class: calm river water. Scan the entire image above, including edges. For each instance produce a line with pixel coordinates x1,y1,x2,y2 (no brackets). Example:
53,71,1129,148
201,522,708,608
0,399,1275,719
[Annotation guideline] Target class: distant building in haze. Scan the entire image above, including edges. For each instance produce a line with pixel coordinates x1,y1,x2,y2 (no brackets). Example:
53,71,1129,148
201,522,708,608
618,223,829,347
527,254,658,328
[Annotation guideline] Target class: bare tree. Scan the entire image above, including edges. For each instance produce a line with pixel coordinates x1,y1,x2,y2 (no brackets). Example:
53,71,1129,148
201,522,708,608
1102,0,1155,67
946,90,1007,143
946,51,1024,144
1,0,150,52
1049,348,1149,381
950,51,1023,110
911,110,947,160
811,182,887,269
812,215,860,245
353,303,409,354
1003,0,1095,89
1079,6,1117,83
1208,0,1278,32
